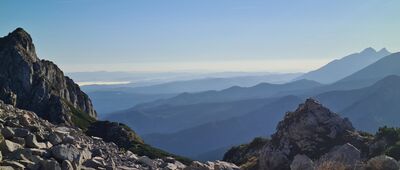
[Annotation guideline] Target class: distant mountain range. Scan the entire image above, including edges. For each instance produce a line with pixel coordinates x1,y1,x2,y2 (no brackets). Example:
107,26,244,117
105,79,321,134
85,73,301,115
133,79,321,109
296,47,391,84
103,48,400,160
141,96,303,159
317,75,400,132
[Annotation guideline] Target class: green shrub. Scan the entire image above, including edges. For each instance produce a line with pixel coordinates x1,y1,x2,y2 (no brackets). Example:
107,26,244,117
376,126,400,145
386,142,400,160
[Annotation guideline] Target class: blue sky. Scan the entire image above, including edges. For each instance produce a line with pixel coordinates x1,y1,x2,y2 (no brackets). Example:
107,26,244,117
1,0,399,72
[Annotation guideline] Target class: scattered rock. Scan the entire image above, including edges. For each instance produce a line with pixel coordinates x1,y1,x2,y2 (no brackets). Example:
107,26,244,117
138,156,156,168
40,159,61,170
1,140,23,153
25,134,47,149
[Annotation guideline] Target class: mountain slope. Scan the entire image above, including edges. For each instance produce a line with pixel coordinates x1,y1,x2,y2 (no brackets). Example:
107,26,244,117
107,97,280,134
316,75,400,132
142,96,303,159
335,52,400,86
296,47,390,84
0,28,96,127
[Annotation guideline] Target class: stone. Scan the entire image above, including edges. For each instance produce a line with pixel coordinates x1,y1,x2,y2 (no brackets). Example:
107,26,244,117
51,144,81,162
62,135,75,144
41,159,62,170
0,140,23,153
367,155,399,170
317,143,361,168
163,163,178,170
9,137,25,146
213,161,240,170
185,161,212,170
25,134,47,149
1,160,26,169
83,157,106,168
138,156,156,168
48,133,62,145
1,127,15,139
0,166,14,170
290,154,314,170
61,160,74,170
13,128,30,138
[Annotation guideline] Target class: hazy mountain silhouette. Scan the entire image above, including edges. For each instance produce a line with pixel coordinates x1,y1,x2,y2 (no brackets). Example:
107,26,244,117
296,47,390,84
88,91,177,117
106,97,281,134
317,75,400,132
134,79,321,109
81,73,301,93
141,96,302,159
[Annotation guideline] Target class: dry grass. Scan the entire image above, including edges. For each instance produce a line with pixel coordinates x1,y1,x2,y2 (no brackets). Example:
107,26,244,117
315,161,347,170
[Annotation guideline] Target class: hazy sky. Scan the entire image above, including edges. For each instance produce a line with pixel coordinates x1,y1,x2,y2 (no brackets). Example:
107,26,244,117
1,0,399,73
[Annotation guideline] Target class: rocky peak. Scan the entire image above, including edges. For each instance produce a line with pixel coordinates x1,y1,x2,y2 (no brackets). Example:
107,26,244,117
259,99,363,170
0,28,96,127
0,28,38,63
272,98,354,148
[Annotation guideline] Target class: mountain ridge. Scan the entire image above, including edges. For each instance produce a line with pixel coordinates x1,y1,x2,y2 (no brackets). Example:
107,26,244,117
296,47,391,84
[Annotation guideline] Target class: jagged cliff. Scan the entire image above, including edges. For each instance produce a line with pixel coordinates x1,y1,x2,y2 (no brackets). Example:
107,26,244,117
0,28,240,170
0,28,96,127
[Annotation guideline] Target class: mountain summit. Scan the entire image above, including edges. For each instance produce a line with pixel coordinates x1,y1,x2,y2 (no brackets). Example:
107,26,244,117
296,47,391,84
0,28,97,127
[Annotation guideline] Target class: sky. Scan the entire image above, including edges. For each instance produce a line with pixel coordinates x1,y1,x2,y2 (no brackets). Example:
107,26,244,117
1,0,400,73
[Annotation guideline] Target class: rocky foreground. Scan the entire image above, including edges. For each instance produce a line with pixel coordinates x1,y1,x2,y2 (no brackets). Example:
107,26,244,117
0,100,239,170
224,99,400,170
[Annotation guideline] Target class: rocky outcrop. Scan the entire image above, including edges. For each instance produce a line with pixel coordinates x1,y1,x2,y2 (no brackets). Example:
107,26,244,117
259,98,371,169
223,98,400,170
0,100,190,169
86,121,144,149
0,28,96,127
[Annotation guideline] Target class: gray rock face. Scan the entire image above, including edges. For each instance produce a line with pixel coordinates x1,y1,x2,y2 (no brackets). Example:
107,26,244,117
317,143,361,168
366,155,399,170
259,99,359,170
290,154,314,170
0,28,96,126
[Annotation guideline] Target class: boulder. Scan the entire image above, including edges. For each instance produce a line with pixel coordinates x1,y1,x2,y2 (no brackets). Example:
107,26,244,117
1,160,26,169
0,140,23,153
25,134,47,149
290,154,314,170
317,143,361,168
41,159,62,170
51,144,81,162
83,157,106,168
61,160,74,170
48,133,62,145
366,155,399,170
138,156,156,168
13,128,29,138
1,127,15,139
